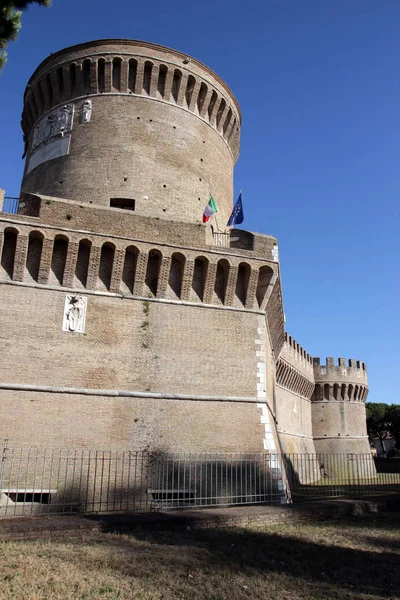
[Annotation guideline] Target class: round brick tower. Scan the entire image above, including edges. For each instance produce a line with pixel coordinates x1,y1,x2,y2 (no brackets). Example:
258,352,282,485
20,39,241,225
312,357,371,455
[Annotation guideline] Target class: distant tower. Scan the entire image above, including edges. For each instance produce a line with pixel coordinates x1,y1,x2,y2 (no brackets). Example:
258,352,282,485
312,357,370,454
20,39,241,225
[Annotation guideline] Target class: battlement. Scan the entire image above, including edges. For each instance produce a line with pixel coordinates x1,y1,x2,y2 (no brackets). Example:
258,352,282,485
284,333,313,365
312,356,368,404
313,357,367,372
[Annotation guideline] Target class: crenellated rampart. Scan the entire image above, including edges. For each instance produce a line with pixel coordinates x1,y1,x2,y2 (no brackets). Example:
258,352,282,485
313,356,368,403
311,356,370,455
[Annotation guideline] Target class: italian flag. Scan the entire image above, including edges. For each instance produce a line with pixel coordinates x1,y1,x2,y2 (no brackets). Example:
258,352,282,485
202,194,217,223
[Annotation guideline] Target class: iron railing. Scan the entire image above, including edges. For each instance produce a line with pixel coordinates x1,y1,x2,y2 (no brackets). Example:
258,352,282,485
2,197,19,214
212,232,230,247
284,452,400,500
0,445,399,517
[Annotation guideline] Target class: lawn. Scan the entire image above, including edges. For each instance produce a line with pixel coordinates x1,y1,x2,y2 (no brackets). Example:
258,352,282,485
1,513,399,599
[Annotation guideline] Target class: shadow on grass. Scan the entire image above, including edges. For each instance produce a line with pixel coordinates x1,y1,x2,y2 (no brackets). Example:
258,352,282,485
86,513,400,599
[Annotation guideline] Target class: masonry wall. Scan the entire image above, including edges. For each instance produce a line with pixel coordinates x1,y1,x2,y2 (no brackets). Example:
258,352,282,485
0,283,272,451
20,40,241,226
22,95,235,225
0,285,258,394
312,358,370,455
274,337,316,456
0,390,268,452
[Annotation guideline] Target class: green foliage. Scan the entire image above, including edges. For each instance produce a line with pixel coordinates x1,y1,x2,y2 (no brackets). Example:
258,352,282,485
0,1,51,72
366,402,400,453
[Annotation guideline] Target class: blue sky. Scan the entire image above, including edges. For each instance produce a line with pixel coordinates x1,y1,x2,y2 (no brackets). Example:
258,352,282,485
0,0,398,404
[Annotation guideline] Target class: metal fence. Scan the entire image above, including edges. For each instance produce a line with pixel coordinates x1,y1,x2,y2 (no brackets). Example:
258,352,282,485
284,453,400,500
0,444,399,517
2,197,19,214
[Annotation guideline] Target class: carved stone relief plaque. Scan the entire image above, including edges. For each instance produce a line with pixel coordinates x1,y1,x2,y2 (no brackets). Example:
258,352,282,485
32,104,74,151
62,295,87,333
80,99,92,123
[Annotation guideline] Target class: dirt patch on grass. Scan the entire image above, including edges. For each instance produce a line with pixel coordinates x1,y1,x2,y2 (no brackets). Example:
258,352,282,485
1,513,399,599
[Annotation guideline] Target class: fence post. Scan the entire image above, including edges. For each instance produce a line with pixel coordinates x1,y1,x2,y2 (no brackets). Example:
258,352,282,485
0,439,8,492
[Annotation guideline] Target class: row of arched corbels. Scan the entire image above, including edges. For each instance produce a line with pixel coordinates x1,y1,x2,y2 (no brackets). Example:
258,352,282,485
22,55,240,158
266,279,285,359
276,358,315,399
313,383,368,403
0,226,276,310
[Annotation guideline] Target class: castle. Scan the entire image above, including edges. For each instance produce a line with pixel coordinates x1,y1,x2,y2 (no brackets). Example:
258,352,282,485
0,39,371,460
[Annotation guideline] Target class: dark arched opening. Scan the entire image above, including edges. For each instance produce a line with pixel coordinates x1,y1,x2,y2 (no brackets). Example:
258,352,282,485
0,228,18,280
50,235,69,286
213,259,230,304
98,243,115,291
235,262,251,306
75,239,91,288
145,250,162,296
191,257,208,302
256,265,273,308
121,246,139,295
157,65,167,98
168,253,185,299
26,231,43,282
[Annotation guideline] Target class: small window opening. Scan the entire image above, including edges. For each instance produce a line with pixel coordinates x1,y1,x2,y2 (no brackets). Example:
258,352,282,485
3,491,51,504
110,198,135,211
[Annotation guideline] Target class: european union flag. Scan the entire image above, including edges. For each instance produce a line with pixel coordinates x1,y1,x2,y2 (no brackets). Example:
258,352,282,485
226,193,244,227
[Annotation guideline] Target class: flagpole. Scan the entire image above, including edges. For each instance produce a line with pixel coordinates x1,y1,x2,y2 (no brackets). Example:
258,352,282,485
226,188,243,232
214,211,222,232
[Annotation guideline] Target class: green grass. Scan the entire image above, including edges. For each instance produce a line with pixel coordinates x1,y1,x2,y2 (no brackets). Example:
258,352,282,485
1,513,399,599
